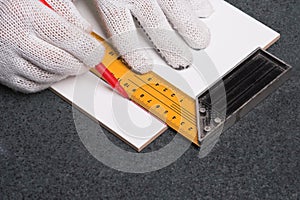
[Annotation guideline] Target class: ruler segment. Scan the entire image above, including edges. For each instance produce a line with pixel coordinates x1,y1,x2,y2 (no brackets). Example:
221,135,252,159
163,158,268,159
90,32,199,145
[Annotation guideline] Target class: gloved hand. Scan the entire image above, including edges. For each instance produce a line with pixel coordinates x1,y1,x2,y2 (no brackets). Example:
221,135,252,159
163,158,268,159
0,0,105,93
93,0,213,74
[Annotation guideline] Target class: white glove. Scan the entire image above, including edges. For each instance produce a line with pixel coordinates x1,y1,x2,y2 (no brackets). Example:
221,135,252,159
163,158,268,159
190,0,214,18
93,0,213,74
0,0,105,93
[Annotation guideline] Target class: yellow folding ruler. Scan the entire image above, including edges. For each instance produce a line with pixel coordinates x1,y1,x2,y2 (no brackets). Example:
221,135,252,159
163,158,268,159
88,32,292,150
90,32,200,145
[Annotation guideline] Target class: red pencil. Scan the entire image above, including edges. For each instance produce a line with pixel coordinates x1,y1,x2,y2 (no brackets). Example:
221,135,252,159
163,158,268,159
39,0,129,99
95,63,129,99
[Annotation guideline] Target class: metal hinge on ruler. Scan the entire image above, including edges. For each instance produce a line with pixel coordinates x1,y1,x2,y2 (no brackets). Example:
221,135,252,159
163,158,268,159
196,48,292,157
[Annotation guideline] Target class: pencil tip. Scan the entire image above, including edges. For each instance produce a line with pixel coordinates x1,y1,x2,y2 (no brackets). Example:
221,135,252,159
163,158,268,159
115,84,129,99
